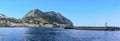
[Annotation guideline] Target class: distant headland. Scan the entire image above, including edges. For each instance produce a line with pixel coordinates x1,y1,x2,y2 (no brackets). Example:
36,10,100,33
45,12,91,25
0,9,73,28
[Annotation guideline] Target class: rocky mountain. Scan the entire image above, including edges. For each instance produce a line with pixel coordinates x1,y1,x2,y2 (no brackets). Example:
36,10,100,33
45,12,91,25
0,9,73,27
23,9,73,26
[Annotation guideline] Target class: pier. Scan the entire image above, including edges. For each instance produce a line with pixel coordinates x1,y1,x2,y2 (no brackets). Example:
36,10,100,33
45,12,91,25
74,26,120,31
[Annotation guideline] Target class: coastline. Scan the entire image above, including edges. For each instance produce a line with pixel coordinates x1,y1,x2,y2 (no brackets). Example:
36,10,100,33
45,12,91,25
0,26,120,31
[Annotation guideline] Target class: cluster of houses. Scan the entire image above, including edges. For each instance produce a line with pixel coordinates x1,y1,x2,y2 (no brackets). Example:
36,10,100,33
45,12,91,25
0,20,70,28
11,23,70,27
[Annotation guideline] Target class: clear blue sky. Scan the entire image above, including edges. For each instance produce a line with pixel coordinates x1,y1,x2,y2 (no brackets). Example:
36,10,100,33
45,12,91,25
0,0,120,26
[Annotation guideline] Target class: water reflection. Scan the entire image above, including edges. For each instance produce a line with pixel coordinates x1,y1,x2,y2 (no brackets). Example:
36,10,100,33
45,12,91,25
23,28,65,41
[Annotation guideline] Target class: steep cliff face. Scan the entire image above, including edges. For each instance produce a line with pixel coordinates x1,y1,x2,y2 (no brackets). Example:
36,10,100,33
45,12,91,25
23,9,73,26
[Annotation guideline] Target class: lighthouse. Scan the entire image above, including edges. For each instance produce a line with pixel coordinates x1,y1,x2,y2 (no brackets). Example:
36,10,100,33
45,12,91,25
105,22,108,29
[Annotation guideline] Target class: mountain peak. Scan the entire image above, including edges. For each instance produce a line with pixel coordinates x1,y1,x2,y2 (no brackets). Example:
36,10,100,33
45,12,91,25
32,9,41,12
31,9,43,14
23,9,43,18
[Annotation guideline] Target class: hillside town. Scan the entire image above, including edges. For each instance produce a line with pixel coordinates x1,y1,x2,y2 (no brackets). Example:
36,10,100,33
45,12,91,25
0,20,71,27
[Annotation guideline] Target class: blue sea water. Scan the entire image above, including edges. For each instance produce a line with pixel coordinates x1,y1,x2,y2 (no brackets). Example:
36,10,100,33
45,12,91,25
0,27,119,41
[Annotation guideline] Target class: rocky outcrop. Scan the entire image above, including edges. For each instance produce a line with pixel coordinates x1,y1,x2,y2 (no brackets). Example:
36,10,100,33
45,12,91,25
23,9,73,26
0,13,8,18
